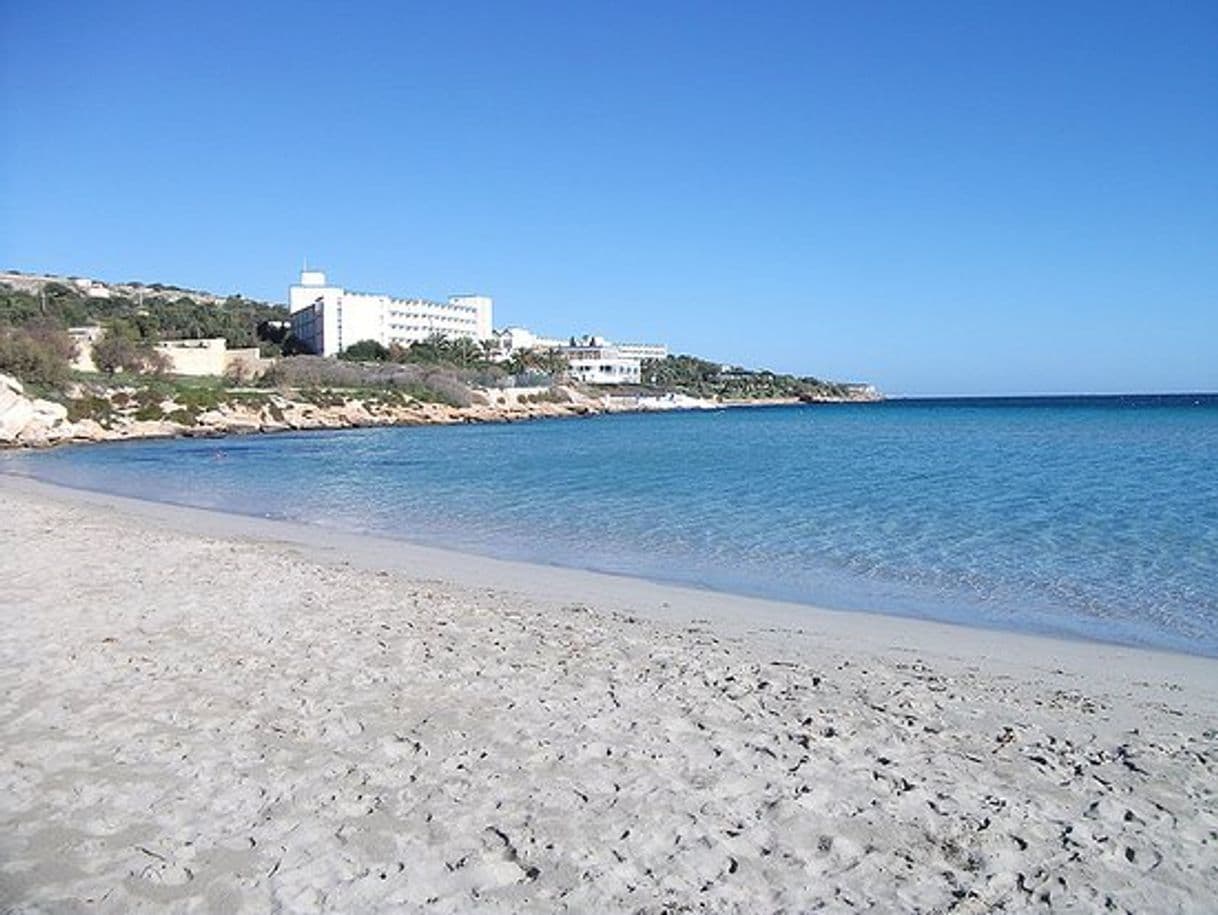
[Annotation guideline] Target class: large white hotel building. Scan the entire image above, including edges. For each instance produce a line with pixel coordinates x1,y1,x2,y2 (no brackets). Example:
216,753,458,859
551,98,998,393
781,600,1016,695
288,268,668,384
289,269,493,357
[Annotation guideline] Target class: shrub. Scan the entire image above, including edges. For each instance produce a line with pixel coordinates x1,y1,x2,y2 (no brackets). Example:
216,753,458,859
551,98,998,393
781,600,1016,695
224,360,259,384
92,333,140,375
533,386,572,404
90,332,173,376
261,356,474,407
339,339,390,362
416,372,471,408
0,326,71,387
66,395,116,427
24,319,77,363
174,387,223,413
146,349,173,377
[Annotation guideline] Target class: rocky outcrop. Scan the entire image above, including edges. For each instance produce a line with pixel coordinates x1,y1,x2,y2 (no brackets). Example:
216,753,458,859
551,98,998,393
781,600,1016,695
0,372,879,450
0,373,606,449
1,374,70,446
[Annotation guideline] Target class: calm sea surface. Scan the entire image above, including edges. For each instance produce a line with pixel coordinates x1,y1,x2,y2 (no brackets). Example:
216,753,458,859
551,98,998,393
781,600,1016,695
5,395,1217,656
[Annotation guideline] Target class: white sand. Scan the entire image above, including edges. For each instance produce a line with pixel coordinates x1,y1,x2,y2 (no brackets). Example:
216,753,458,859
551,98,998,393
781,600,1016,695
1,474,1216,913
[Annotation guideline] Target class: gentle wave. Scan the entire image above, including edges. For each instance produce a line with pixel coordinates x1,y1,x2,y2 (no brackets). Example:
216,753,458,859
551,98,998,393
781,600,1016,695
6,396,1217,656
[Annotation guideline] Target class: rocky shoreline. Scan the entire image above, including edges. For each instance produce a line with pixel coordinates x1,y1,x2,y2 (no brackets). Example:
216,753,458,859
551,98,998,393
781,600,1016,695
0,374,602,449
0,372,880,449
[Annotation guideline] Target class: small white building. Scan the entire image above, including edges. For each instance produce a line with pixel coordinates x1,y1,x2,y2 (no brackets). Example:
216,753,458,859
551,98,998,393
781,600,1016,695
564,341,642,385
492,326,566,360
288,269,493,357
71,278,112,299
483,329,667,383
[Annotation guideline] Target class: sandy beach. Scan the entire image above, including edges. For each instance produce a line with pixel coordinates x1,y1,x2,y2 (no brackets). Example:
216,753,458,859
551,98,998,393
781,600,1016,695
1,474,1216,913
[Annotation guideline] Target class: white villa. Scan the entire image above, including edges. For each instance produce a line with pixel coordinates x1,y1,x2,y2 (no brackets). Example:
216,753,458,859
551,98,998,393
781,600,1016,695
564,338,643,385
491,329,668,385
288,269,493,357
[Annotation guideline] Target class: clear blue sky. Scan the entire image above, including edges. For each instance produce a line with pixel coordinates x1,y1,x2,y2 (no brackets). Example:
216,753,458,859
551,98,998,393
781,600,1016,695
2,1,1215,394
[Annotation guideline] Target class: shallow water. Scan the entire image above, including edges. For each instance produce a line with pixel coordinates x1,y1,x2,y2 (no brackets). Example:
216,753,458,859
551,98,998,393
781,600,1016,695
7,394,1217,655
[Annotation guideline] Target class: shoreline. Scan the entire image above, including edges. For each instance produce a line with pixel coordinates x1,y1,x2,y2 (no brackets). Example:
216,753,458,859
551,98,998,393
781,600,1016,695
3,476,1216,911
5,473,1216,701
0,370,881,451
2,464,1212,662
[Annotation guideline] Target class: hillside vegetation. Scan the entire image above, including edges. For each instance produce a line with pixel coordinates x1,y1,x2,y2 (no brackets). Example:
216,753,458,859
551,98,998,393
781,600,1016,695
0,280,288,352
0,278,497,411
1,273,876,408
642,354,863,401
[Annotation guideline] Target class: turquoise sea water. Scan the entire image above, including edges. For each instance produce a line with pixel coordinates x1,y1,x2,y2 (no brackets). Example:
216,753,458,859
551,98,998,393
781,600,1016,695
5,395,1217,656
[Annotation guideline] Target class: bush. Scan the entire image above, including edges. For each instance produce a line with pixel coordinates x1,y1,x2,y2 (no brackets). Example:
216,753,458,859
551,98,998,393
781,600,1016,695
92,331,170,376
224,360,259,384
260,356,474,407
339,339,390,362
532,386,571,404
146,349,172,377
24,319,77,363
0,326,71,387
66,395,116,427
174,387,223,413
415,372,471,407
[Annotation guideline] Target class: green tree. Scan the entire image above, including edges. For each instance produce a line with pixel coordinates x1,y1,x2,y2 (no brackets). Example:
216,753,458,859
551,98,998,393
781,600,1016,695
398,333,451,365
339,339,391,361
446,336,485,368
506,348,569,377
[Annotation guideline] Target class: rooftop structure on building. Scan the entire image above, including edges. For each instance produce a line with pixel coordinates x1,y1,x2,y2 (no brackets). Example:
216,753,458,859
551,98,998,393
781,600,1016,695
565,335,667,362
614,341,668,362
492,326,567,360
288,269,493,357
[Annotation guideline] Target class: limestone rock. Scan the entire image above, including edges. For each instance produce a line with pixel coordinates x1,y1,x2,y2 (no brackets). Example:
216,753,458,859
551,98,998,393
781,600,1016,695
31,399,68,425
1,393,35,443
65,419,108,442
3,375,612,449
1,373,72,444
